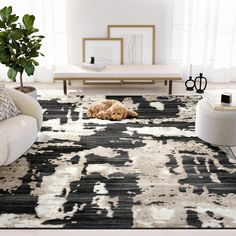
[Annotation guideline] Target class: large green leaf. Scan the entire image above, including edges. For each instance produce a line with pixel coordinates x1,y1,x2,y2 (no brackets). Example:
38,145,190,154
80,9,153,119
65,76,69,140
0,51,11,63
18,57,27,66
10,28,22,40
11,41,20,52
27,49,39,58
0,20,4,28
0,6,12,23
13,64,24,74
30,59,39,66
7,14,19,26
24,61,35,76
0,31,6,42
7,45,15,55
0,44,6,52
32,43,42,51
10,23,17,29
7,68,17,81
26,27,39,35
23,14,35,29
32,35,44,39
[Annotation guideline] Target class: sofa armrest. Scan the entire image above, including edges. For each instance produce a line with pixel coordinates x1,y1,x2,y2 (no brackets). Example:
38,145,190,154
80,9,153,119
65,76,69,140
0,129,8,165
6,88,43,131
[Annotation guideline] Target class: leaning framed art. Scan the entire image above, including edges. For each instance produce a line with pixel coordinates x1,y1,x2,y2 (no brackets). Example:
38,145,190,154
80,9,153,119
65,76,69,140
107,25,155,65
82,38,124,65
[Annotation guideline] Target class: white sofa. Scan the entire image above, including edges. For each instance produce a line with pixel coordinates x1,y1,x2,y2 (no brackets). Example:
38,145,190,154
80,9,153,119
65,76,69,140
0,88,43,166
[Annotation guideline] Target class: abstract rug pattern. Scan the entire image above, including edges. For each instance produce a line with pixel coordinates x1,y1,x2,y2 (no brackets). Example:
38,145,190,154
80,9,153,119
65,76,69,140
0,95,236,229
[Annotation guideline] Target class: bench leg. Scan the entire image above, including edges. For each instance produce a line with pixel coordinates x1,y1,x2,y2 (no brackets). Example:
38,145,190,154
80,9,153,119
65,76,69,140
63,80,67,95
164,80,168,86
168,80,172,95
68,80,71,86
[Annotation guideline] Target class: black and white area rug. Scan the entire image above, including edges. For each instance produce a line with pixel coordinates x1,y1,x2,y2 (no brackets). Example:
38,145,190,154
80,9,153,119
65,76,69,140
0,95,236,229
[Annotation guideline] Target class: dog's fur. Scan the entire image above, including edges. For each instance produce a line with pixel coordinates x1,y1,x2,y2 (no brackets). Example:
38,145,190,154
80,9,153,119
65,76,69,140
87,99,138,121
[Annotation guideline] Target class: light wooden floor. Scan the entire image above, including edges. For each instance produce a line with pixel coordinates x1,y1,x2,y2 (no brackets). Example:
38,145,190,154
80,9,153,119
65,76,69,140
6,80,236,97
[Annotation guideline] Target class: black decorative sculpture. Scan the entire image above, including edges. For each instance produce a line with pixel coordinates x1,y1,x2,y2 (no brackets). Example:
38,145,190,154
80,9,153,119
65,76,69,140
194,73,207,93
185,64,195,91
185,76,195,91
90,57,95,64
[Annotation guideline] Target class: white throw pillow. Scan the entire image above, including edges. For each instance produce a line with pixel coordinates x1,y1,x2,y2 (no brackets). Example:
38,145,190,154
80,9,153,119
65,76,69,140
0,83,20,121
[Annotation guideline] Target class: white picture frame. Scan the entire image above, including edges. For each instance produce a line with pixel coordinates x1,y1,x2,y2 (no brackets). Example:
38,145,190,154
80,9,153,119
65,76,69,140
82,38,124,65
107,25,155,65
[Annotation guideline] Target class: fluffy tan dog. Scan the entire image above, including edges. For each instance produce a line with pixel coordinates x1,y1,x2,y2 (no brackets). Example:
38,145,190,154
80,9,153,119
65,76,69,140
87,99,138,121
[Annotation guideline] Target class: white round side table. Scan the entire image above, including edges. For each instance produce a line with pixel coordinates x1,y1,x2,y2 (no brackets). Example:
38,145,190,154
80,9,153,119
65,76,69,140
195,99,236,146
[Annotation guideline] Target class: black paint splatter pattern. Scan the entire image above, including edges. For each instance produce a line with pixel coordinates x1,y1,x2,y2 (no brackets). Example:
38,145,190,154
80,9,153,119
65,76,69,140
0,95,235,229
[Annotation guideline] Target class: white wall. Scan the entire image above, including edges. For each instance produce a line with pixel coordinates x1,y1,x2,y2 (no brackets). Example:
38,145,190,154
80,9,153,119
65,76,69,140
66,0,173,65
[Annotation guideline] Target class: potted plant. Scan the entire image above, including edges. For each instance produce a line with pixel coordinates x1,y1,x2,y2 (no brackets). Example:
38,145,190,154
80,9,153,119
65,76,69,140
0,6,44,98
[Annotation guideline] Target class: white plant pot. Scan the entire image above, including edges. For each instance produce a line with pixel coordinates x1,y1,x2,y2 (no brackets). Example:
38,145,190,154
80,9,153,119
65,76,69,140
15,87,37,99
27,89,37,99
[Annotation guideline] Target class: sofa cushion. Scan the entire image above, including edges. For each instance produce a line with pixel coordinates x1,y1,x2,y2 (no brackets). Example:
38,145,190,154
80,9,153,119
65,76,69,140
0,83,20,121
0,114,38,165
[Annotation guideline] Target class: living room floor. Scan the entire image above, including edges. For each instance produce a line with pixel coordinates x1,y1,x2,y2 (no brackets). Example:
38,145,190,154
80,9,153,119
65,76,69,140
2,81,236,235
6,80,236,95
6,80,236,155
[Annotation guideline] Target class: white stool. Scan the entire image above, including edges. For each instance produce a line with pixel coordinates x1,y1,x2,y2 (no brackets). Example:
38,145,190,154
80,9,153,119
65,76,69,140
195,99,236,146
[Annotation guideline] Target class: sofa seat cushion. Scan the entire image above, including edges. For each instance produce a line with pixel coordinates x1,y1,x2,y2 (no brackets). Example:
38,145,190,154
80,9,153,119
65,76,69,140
0,115,38,165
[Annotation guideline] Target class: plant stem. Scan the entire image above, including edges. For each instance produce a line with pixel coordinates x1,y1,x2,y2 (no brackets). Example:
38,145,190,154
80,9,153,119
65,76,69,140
20,73,23,91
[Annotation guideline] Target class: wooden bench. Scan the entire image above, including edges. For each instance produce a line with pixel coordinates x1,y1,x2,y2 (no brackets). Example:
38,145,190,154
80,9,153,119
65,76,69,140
54,65,182,95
